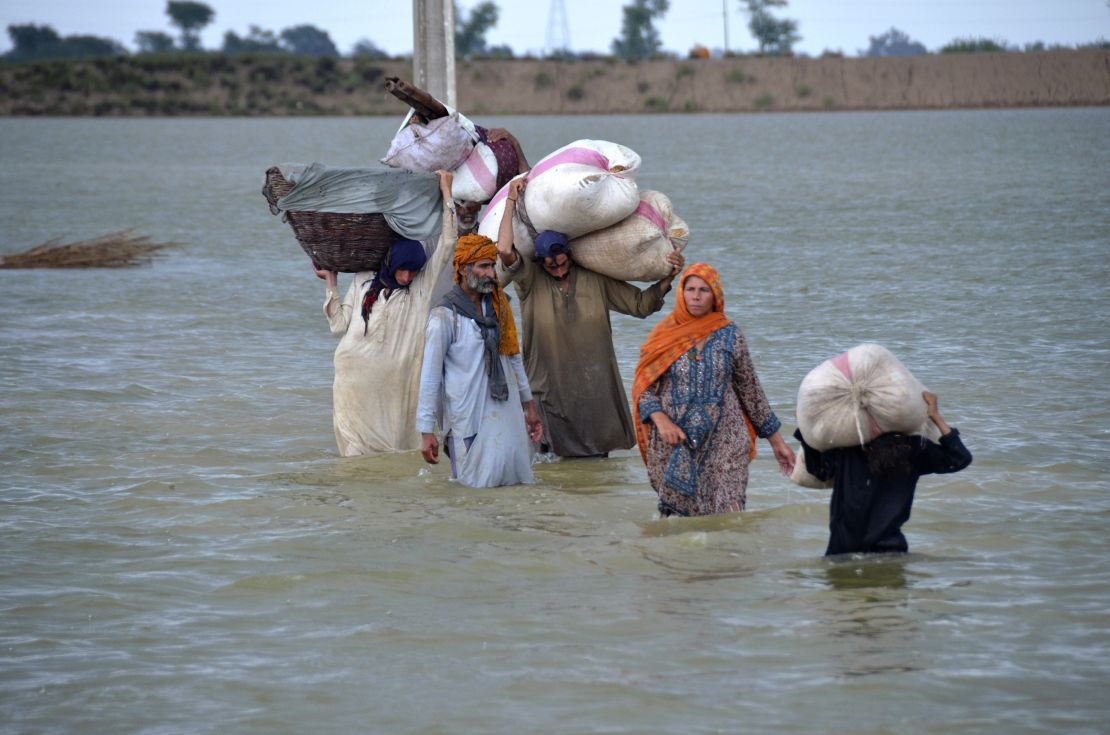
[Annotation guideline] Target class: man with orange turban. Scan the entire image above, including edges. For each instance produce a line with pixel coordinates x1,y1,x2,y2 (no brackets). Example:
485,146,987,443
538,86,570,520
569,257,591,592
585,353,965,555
416,233,544,487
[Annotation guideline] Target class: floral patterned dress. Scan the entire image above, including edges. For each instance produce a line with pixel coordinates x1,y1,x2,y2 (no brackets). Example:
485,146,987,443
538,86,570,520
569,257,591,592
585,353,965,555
637,324,781,516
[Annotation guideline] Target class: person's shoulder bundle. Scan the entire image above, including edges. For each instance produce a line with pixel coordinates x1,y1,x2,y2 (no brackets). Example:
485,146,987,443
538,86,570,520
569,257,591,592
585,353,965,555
796,343,939,452
477,139,689,282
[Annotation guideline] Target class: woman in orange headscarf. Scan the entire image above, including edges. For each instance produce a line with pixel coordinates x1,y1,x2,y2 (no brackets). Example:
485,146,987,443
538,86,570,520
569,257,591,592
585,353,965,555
632,264,795,516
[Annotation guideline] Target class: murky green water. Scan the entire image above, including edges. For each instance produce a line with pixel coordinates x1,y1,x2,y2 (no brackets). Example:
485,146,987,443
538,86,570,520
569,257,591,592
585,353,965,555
2,109,1108,734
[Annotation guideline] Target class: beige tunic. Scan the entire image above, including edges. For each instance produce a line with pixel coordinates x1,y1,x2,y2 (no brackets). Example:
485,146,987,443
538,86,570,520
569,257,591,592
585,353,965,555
504,255,668,457
323,206,456,456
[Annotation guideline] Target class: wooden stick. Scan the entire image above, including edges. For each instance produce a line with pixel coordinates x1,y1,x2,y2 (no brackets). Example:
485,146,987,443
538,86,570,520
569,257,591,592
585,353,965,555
384,76,449,120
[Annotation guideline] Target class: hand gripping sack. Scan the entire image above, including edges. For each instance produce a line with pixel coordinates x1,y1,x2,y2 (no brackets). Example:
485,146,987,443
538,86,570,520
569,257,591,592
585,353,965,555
568,190,689,282
477,139,641,245
796,344,933,451
382,113,474,173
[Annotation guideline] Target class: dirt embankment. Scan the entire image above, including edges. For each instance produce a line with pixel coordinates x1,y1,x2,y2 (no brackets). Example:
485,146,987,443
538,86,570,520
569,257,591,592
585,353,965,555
1,50,1107,116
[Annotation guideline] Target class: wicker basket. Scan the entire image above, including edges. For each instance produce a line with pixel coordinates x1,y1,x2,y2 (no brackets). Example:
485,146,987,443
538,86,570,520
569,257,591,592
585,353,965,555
262,166,399,273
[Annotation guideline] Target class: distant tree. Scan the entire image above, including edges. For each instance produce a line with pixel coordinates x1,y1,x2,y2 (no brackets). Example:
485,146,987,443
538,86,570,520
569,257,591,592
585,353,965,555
455,1,500,58
863,27,926,57
352,38,389,59
166,1,215,52
484,43,514,58
611,0,670,60
135,30,176,54
59,35,127,58
280,25,339,57
741,0,799,56
5,24,61,60
940,37,1007,54
222,26,284,55
5,23,125,61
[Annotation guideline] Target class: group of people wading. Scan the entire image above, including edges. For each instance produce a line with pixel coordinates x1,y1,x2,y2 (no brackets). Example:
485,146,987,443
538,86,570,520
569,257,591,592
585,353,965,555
316,167,971,558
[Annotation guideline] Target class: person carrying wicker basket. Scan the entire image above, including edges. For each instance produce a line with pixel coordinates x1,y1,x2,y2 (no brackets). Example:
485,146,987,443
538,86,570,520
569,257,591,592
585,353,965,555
313,170,458,456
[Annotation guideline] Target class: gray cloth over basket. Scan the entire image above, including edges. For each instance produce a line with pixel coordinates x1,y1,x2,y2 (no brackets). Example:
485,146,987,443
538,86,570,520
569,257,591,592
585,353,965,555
276,162,444,242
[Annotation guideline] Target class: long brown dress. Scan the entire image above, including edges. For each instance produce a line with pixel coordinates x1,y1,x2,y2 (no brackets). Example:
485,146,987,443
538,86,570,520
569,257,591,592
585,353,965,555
505,254,669,457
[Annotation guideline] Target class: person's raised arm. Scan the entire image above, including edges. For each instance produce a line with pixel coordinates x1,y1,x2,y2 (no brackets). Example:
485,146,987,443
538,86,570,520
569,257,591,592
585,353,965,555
496,178,526,269
314,264,341,320
917,391,972,475
923,391,952,436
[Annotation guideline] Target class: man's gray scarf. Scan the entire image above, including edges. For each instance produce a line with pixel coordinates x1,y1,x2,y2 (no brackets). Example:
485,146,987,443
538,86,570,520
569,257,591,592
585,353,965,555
441,285,509,401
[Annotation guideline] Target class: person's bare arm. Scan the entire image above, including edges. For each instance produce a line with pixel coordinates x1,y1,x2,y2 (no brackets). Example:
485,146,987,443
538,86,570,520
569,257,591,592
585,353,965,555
923,391,952,436
496,178,526,269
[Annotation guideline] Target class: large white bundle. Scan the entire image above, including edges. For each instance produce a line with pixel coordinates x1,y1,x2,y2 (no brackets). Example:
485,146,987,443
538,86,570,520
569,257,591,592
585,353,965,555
450,142,500,203
381,113,474,173
569,190,689,282
478,139,641,245
796,344,936,451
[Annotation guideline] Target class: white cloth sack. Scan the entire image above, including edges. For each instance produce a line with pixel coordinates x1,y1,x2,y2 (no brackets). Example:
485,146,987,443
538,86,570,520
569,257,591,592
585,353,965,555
796,343,937,451
568,190,689,282
382,112,474,173
788,446,834,489
477,139,641,247
450,142,500,203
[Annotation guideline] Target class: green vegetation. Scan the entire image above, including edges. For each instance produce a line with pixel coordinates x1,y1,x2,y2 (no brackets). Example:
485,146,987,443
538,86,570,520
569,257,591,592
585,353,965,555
166,1,215,52
677,63,696,77
794,82,810,98
566,84,585,100
941,37,1008,54
534,71,554,89
612,0,669,60
4,24,125,61
742,0,800,56
726,67,750,84
864,27,926,57
455,1,500,58
0,54,400,116
644,95,668,111
822,95,835,108
753,91,774,109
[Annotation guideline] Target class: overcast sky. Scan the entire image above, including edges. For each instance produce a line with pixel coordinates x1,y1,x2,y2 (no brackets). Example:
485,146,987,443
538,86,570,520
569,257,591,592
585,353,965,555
2,0,1108,57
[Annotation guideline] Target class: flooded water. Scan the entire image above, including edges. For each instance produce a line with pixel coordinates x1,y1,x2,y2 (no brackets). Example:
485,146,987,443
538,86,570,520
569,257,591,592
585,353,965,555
1,109,1108,734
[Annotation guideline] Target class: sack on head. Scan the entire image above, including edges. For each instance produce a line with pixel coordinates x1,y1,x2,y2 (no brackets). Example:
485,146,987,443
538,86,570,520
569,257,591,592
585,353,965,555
796,343,937,451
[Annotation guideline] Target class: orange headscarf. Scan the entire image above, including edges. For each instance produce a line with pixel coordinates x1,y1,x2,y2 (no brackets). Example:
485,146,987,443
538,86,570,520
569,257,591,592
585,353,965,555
631,263,756,463
453,234,519,356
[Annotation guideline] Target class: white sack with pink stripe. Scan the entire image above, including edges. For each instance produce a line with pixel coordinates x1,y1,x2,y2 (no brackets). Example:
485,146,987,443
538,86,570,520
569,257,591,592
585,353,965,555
796,344,939,452
450,143,500,203
567,190,689,282
478,139,641,249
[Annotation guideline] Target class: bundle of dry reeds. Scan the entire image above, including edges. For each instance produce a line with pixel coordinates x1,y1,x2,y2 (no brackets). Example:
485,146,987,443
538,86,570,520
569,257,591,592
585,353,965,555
0,230,179,269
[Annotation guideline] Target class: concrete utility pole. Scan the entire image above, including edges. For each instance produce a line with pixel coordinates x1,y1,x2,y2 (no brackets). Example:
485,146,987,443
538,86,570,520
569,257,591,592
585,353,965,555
722,0,729,54
412,0,457,107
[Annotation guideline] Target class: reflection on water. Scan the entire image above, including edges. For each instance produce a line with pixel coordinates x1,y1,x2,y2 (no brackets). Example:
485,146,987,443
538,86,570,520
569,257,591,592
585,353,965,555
823,554,911,592
1,110,1109,733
